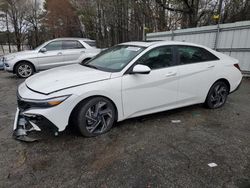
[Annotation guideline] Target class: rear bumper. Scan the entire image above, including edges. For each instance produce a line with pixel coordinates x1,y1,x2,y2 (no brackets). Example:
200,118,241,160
230,78,242,94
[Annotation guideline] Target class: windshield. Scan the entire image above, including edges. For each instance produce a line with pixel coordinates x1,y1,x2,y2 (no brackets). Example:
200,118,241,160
34,42,46,50
84,45,145,72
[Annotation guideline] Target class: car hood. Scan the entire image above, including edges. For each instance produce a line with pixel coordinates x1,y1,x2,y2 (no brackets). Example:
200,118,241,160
25,64,112,95
4,50,36,58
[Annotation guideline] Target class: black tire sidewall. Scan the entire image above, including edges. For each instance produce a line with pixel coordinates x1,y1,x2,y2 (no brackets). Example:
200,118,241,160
16,62,34,78
76,97,116,137
206,81,229,109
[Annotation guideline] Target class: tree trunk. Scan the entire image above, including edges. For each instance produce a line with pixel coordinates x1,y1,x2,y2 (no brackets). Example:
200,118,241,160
5,12,11,53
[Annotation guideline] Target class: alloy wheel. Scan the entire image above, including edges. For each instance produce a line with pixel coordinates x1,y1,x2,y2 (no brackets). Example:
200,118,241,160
209,84,228,108
85,101,113,134
18,64,33,78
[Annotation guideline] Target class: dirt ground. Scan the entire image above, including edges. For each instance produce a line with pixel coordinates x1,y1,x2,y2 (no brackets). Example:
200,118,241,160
0,71,250,188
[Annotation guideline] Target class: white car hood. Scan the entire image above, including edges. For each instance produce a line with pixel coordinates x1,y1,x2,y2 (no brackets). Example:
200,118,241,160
25,64,112,95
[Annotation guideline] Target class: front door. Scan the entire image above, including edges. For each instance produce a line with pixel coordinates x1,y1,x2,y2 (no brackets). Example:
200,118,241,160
37,40,64,70
122,45,179,118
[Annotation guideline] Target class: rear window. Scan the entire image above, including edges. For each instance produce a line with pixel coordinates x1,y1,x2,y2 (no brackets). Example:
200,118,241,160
84,41,96,47
62,40,84,49
177,45,219,64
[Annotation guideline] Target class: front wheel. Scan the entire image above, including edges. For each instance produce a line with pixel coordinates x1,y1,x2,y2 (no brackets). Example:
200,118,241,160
205,81,229,109
15,62,34,78
75,97,116,137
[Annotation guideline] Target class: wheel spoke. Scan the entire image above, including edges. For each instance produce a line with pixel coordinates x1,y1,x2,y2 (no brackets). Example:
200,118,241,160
98,101,106,108
214,85,220,93
100,116,107,132
86,109,96,122
93,101,106,116
86,115,97,122
87,120,101,133
210,94,216,102
99,108,112,117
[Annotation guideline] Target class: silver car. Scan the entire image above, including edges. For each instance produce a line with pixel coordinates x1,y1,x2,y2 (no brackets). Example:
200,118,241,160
0,56,3,70
3,38,101,78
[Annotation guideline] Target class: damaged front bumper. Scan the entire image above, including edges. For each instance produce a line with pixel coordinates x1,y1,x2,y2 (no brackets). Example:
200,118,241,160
13,108,59,142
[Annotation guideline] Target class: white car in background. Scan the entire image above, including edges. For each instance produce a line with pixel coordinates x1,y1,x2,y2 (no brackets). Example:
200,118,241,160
3,38,101,78
13,41,242,141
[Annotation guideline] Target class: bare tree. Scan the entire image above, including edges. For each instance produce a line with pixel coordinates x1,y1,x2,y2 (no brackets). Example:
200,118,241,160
0,1,11,52
156,0,218,28
3,0,31,51
25,0,46,48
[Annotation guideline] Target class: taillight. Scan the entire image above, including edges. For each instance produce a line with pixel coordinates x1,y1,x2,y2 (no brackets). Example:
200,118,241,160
234,64,241,71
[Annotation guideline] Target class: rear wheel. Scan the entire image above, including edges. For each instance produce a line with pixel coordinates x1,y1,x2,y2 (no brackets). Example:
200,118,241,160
75,97,116,137
15,62,34,78
205,81,229,109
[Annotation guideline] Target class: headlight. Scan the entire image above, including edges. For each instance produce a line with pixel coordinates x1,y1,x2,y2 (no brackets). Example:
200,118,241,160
17,95,71,109
5,55,15,61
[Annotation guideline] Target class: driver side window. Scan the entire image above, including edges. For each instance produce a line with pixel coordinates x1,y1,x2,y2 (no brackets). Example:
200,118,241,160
138,46,174,70
137,46,174,70
44,41,62,51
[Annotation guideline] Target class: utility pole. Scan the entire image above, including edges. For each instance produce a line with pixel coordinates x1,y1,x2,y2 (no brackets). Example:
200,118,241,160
217,0,223,24
142,15,145,41
214,0,223,50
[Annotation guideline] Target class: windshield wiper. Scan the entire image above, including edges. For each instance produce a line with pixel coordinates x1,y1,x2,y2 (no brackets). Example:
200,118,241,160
83,64,99,70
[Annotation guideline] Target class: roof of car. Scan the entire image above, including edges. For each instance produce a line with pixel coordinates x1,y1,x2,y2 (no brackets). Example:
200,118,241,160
120,40,205,48
51,38,95,42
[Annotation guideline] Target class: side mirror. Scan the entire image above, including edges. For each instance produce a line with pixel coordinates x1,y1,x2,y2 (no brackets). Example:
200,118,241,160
39,48,47,53
131,64,151,74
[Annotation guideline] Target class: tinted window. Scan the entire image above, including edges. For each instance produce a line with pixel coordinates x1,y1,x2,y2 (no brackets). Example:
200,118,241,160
84,41,96,47
137,46,174,70
177,46,219,64
63,40,84,49
45,41,62,51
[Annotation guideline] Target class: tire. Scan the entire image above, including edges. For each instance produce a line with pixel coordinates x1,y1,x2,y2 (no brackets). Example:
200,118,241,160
15,62,34,78
75,97,116,137
205,81,229,109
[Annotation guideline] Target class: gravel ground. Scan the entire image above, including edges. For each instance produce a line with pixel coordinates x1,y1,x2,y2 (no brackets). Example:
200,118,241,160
0,71,250,188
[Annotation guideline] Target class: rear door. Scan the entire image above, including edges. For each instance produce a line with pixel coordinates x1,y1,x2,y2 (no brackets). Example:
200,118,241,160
37,41,64,70
122,45,180,118
62,40,85,65
176,45,220,104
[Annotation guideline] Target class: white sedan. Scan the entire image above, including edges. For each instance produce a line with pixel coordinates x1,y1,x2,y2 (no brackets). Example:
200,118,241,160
14,41,242,140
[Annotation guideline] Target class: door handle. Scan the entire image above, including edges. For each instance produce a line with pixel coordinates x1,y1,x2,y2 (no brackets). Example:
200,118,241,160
80,51,85,53
166,72,177,77
57,52,62,55
207,65,215,69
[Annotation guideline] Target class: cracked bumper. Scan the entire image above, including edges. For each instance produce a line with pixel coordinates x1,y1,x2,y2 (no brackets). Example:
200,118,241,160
13,108,59,142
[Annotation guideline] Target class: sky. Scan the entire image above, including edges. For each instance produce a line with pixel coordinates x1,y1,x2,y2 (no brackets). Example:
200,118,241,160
0,0,45,32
